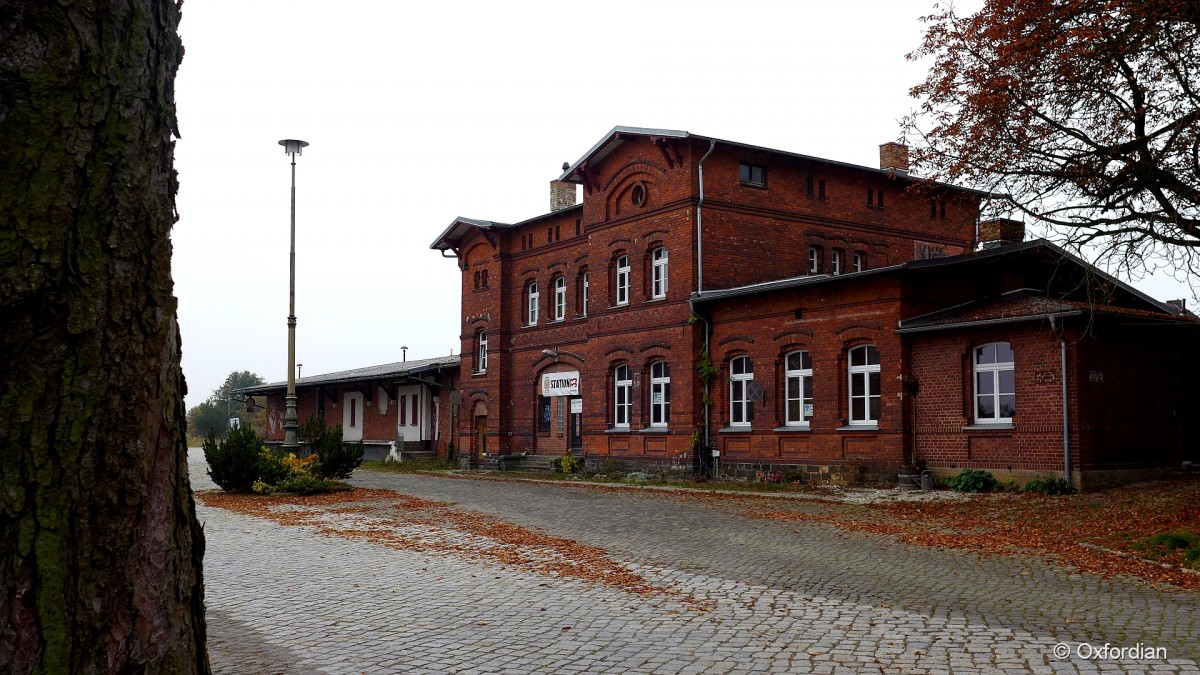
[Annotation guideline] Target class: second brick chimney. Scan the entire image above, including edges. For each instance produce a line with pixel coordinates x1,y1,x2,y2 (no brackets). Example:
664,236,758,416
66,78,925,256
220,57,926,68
978,218,1026,249
879,142,909,175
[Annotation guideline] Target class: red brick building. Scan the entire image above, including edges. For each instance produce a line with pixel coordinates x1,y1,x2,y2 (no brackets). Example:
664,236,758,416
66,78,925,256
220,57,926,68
240,356,459,462
432,126,1196,488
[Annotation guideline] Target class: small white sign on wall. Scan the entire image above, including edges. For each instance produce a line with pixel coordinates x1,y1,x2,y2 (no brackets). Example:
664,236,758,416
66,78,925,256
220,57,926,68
570,398,583,414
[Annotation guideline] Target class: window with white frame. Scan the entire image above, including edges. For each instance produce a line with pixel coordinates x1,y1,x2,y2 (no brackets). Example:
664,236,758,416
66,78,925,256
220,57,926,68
614,364,632,428
832,249,842,276
651,247,668,299
784,350,813,426
853,251,865,273
808,246,819,274
649,361,670,427
476,331,488,373
615,255,630,306
848,345,880,425
553,275,566,321
974,342,1016,423
730,356,754,426
527,281,539,325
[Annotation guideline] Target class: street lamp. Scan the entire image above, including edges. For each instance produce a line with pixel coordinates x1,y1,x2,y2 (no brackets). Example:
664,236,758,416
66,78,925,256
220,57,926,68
279,138,308,453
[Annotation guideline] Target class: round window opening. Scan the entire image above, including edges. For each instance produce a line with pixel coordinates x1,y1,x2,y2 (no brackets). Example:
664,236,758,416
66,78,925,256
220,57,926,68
631,183,647,207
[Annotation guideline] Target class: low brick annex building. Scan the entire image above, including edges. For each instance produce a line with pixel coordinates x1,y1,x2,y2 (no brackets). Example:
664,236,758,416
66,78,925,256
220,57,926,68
430,126,1198,489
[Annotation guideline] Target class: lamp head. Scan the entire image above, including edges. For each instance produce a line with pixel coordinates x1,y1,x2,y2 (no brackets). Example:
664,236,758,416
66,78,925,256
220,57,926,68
278,139,309,156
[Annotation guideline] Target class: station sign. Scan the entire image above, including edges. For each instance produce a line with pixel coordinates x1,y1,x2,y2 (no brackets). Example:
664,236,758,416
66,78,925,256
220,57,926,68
542,371,580,396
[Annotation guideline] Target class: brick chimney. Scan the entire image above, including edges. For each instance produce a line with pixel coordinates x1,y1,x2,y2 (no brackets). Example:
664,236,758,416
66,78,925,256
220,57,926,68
550,180,577,212
978,218,1026,249
879,142,909,174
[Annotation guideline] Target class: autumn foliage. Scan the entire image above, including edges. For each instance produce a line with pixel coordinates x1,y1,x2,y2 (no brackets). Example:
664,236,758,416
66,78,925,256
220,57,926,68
906,0,1200,279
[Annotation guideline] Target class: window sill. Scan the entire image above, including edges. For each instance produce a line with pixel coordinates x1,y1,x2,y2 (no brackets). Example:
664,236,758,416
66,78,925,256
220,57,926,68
471,371,487,377
837,424,879,432
646,296,667,303
962,423,1014,431
549,318,565,324
773,426,811,433
639,427,669,434
718,426,753,433
739,181,767,189
604,427,631,434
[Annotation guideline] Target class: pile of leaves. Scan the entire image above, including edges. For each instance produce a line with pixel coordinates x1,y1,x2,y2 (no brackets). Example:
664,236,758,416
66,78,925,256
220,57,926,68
752,476,1200,590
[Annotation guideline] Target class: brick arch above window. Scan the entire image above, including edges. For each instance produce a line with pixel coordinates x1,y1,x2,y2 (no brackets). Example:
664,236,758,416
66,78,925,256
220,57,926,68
835,323,883,344
772,329,814,345
717,334,756,348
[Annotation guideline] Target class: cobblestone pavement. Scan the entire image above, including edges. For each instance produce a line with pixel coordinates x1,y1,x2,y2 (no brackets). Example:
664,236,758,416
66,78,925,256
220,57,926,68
193,454,1200,674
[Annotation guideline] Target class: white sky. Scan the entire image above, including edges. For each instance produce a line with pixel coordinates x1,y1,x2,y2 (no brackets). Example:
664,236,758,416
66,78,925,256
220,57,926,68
172,0,1192,411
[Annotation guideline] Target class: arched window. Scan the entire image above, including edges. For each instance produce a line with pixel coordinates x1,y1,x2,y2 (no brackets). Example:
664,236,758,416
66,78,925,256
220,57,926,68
476,331,488,373
613,364,632,428
526,281,539,326
553,275,566,321
615,255,630,306
649,361,670,427
848,345,880,425
974,342,1015,423
730,356,754,427
784,351,812,426
651,247,668,299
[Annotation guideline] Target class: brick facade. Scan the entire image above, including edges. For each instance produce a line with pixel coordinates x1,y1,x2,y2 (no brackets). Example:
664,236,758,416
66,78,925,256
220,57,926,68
432,126,1197,487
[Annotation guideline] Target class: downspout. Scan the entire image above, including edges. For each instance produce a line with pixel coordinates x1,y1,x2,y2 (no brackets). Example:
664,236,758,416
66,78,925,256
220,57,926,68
694,139,718,475
1051,315,1071,484
696,139,717,294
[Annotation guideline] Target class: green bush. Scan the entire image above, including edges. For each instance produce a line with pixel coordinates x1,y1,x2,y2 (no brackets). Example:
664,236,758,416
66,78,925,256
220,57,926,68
559,453,582,474
298,414,364,479
1022,477,1076,495
203,427,263,491
945,468,999,493
1143,531,1198,553
1185,547,1200,567
256,447,290,487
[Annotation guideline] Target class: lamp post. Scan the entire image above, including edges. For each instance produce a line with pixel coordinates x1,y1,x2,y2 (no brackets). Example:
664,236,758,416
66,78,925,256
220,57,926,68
279,138,308,453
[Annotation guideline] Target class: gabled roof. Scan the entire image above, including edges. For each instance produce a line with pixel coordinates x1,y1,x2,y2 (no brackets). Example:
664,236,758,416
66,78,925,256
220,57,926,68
897,293,1196,334
238,355,459,396
557,125,992,197
429,217,509,253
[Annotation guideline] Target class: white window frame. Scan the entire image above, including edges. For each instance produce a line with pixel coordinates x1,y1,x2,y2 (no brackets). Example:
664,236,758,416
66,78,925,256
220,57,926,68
553,275,566,321
832,249,842,276
974,342,1016,424
808,246,819,274
527,282,539,326
784,350,812,427
649,361,670,427
847,345,880,425
853,252,864,273
651,247,668,299
729,356,754,427
615,255,630,306
614,364,632,428
476,331,488,373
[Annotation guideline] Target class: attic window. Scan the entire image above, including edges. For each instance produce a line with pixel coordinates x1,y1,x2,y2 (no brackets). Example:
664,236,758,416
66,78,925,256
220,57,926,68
631,183,647,207
739,163,766,187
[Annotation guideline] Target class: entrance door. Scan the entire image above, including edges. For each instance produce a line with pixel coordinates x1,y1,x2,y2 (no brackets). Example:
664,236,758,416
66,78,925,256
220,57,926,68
569,397,583,450
474,415,487,458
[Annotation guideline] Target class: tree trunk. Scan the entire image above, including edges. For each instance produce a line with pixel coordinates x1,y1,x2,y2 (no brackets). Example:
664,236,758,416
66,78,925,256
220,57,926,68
0,1,209,672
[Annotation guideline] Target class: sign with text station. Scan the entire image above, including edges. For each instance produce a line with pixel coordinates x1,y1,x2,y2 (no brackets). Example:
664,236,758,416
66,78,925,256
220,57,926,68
542,371,580,396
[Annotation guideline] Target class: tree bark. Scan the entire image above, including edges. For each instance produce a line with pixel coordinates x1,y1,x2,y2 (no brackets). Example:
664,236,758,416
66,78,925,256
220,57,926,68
0,1,209,672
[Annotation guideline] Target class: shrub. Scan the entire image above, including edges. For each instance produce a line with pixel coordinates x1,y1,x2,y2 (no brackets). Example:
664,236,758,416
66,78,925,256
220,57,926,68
559,453,582,474
945,468,999,493
1143,531,1198,553
298,414,363,479
1022,477,1076,495
204,427,263,491
596,459,627,476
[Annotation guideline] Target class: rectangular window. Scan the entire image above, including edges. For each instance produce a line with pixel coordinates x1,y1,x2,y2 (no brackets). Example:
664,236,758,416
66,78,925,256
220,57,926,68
400,395,407,426
930,200,938,219
848,345,881,425
556,396,565,434
614,365,632,428
350,398,357,427
784,351,813,426
615,256,630,306
853,252,865,273
411,393,419,426
818,180,826,200
554,276,566,321
581,272,589,316
555,225,560,241
832,249,842,276
538,396,551,433
650,361,671,427
651,247,668,299
739,162,766,187
806,176,815,199
477,332,488,372
808,246,820,274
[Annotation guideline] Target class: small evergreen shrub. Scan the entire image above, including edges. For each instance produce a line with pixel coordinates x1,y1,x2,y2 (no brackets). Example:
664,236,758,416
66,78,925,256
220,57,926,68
298,414,363,479
945,468,999,493
1022,477,1076,495
204,427,263,491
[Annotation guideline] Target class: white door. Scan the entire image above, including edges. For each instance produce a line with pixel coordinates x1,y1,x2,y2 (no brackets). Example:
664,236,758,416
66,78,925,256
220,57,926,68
342,392,364,441
396,385,422,443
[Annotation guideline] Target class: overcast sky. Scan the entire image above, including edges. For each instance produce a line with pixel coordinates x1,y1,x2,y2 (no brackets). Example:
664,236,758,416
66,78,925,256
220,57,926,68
172,0,1190,411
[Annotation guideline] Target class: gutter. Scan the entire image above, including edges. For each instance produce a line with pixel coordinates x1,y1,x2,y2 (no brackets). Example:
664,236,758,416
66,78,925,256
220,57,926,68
1049,315,1071,484
696,139,717,293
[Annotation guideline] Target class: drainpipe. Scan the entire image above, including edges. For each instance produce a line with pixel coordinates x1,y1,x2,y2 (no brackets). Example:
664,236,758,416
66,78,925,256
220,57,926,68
696,139,717,294
1051,315,1071,484
689,298,712,477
